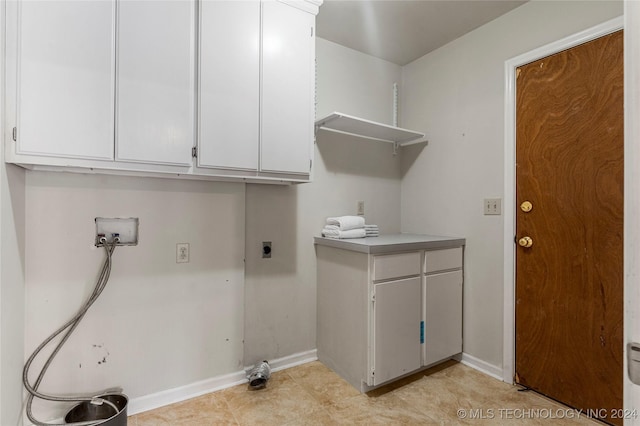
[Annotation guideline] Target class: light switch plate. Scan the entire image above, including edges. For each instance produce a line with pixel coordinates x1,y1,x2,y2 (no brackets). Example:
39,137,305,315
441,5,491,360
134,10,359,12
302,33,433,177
484,198,502,215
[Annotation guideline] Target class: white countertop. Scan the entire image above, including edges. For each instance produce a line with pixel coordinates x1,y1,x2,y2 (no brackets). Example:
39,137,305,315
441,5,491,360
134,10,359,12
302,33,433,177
314,233,465,254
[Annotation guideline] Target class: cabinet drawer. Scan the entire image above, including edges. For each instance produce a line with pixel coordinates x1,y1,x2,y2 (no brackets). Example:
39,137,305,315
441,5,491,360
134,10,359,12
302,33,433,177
424,247,462,274
373,252,421,281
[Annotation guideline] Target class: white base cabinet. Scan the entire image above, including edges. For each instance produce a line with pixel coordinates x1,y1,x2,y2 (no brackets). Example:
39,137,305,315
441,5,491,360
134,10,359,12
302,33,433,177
316,234,465,392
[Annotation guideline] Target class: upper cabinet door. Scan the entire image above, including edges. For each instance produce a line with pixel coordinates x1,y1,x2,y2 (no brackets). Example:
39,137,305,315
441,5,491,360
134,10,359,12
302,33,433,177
17,1,115,160
198,0,260,171
261,1,315,175
116,0,195,166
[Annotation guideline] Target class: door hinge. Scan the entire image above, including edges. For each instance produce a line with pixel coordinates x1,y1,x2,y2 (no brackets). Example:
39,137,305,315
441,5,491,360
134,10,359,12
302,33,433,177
12,127,17,141
371,292,376,302
192,146,197,158
311,27,314,37
309,159,312,171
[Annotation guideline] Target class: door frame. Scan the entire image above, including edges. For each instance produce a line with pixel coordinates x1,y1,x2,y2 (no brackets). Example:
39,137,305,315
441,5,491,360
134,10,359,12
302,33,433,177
625,3,640,424
502,16,623,384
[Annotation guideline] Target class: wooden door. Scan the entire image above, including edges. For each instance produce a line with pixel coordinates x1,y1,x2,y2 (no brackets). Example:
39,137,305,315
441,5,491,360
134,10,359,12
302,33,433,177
515,31,623,425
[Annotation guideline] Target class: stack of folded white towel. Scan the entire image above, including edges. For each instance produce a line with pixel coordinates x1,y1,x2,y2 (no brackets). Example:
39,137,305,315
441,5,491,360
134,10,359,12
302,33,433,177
322,216,365,239
365,224,379,237
321,216,380,239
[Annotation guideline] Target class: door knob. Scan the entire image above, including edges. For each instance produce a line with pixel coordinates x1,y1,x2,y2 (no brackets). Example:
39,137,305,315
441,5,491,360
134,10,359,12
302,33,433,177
518,236,533,248
520,201,533,212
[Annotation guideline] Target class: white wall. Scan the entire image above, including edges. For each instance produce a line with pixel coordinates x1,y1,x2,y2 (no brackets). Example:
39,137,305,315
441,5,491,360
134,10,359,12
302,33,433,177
400,0,623,369
0,163,25,426
22,173,245,420
243,38,403,366
625,1,640,422
0,163,27,426
0,0,27,420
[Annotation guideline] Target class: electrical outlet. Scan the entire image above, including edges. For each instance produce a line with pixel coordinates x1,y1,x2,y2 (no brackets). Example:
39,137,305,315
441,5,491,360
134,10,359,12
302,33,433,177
484,198,502,215
262,242,272,259
176,243,190,263
357,200,365,216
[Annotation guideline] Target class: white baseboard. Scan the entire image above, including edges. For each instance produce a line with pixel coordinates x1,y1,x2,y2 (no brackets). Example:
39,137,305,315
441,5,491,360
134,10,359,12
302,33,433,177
128,349,318,416
127,370,247,416
455,352,503,382
248,349,318,374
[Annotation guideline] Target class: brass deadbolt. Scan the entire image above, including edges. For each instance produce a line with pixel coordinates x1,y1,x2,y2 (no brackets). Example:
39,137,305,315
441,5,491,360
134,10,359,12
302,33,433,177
520,201,533,213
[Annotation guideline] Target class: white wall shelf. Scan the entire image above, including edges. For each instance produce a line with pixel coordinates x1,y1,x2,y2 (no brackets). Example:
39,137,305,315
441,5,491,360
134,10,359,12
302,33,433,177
314,112,426,147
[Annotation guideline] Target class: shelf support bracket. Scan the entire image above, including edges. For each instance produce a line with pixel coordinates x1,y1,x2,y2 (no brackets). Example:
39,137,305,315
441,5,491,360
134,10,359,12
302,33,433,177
314,115,340,136
392,83,398,127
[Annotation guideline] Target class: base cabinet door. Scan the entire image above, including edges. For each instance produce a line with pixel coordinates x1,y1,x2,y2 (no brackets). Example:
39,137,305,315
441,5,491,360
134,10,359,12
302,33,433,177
424,270,463,365
372,277,422,386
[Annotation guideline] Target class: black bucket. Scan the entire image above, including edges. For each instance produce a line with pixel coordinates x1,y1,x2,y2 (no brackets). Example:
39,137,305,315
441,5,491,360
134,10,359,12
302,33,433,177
64,394,128,426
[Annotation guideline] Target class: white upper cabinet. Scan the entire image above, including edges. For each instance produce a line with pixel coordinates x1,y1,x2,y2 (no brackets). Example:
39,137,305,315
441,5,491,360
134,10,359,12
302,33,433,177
199,0,316,176
7,0,320,183
261,1,315,175
116,0,195,166
198,0,260,171
17,1,115,159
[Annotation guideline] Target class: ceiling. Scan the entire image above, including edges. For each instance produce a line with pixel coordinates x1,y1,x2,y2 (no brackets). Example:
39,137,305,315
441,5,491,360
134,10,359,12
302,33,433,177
316,0,528,66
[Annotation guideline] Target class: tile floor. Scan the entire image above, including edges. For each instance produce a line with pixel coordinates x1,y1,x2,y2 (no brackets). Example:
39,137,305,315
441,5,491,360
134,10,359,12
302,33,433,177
128,360,601,425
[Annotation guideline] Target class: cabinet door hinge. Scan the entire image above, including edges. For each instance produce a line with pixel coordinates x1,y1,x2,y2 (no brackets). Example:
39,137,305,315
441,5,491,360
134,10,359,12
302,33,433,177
12,127,17,142
192,146,197,158
311,27,314,37
309,159,312,171
371,292,376,302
